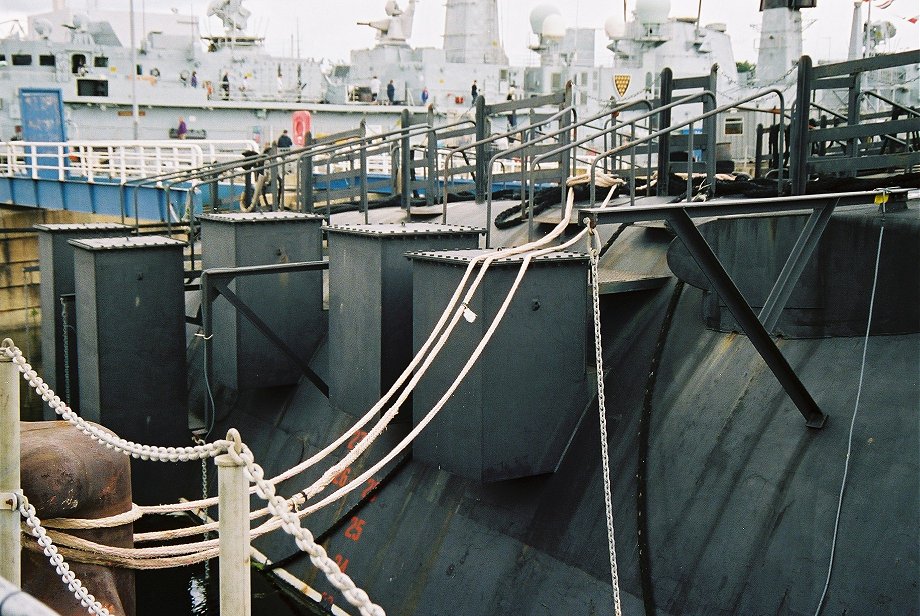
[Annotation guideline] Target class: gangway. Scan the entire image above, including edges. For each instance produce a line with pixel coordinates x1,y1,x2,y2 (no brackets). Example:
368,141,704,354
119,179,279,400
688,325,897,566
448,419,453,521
0,139,257,221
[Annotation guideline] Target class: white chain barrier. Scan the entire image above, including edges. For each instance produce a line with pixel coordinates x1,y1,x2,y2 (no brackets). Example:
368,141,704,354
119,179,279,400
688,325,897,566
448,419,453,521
19,494,112,616
1,338,384,616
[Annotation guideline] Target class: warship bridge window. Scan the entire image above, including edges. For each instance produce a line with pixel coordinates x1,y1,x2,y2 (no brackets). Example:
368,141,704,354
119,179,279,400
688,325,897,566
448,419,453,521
94,56,109,68
12,54,32,66
71,54,86,74
39,54,55,67
77,79,109,97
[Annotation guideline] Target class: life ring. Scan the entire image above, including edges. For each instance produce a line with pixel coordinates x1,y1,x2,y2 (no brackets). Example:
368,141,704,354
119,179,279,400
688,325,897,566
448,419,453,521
292,110,311,146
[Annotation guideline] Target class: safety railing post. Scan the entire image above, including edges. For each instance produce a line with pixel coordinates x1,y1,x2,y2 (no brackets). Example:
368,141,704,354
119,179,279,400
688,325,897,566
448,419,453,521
0,341,21,587
216,431,250,616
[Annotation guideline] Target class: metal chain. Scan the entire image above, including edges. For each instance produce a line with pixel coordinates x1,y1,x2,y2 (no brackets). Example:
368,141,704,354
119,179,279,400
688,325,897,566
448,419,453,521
589,232,623,616
19,494,111,616
60,297,72,405
195,435,212,584
1,340,225,462
3,339,383,614
224,432,386,616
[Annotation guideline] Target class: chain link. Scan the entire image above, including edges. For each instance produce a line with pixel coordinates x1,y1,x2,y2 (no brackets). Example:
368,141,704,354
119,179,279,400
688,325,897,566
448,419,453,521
589,233,623,616
225,436,386,616
3,339,384,615
1,340,225,462
19,495,112,616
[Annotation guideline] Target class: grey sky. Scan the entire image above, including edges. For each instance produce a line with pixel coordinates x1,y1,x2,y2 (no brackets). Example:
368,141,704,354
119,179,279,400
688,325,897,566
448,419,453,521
3,1,917,66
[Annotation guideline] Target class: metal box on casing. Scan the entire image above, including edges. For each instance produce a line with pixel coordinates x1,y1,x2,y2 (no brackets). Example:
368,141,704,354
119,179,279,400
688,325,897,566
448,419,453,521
326,223,483,417
199,212,324,391
410,249,589,482
70,235,190,505
35,222,130,418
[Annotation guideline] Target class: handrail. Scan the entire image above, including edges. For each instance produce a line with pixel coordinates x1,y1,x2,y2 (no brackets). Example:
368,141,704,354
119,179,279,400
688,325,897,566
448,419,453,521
522,91,718,237
859,91,920,119
584,88,786,206
441,105,577,242
484,98,664,244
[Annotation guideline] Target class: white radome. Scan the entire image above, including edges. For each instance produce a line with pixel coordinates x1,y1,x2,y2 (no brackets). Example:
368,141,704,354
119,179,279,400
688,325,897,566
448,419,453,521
604,15,626,39
541,13,566,40
635,0,671,24
529,4,562,35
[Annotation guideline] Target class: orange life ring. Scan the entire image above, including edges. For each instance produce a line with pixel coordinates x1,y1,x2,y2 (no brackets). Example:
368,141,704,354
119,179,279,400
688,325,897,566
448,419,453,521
292,111,311,146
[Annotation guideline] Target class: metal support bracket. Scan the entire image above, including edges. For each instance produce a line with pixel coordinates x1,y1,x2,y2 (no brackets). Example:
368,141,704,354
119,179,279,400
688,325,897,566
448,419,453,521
758,201,837,332
666,208,827,428
210,279,329,398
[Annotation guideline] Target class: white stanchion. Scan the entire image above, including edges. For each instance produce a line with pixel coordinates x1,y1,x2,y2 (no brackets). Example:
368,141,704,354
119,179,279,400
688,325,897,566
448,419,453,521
0,344,21,587
217,429,251,616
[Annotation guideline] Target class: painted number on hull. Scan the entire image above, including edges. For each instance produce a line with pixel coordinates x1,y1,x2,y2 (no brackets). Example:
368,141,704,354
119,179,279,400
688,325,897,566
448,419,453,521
347,430,368,450
345,516,366,541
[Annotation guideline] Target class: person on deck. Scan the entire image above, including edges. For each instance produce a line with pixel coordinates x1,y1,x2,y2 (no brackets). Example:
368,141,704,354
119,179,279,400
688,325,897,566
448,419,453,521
370,75,381,103
177,117,188,139
221,72,230,100
190,71,198,88
471,80,478,102
386,80,395,105
421,87,429,105
277,129,293,149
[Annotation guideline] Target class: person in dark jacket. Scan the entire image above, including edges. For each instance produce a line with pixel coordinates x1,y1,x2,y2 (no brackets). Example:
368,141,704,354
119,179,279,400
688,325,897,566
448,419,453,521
277,129,293,149
471,80,478,102
386,80,395,105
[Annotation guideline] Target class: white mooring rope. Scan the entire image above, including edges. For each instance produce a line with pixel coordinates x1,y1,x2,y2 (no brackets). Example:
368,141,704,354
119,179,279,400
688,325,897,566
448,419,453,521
1,339,384,616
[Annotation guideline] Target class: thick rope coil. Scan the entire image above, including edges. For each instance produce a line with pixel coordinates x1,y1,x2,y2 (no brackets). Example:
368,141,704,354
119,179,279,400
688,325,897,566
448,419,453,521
566,171,626,188
42,504,143,530
19,494,112,616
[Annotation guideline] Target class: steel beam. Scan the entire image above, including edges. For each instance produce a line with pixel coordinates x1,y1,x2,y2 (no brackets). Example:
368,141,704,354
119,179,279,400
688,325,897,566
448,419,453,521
665,209,827,428
582,188,907,225
759,202,836,332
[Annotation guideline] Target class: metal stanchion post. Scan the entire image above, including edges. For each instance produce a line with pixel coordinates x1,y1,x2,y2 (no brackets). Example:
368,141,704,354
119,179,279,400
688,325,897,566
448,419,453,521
217,429,250,616
0,341,22,586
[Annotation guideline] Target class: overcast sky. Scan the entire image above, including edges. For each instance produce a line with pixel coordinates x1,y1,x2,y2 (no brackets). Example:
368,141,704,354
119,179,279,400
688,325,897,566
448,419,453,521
2,0,917,66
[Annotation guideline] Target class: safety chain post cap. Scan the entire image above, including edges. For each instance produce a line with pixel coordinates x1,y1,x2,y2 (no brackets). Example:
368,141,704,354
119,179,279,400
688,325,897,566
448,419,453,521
0,489,23,511
0,338,13,361
215,428,245,467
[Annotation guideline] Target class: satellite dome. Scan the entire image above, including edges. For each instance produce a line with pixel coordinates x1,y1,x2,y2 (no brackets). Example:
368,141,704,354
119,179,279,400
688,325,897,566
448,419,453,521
33,18,53,39
72,13,89,31
635,0,671,24
529,4,561,35
604,14,626,39
541,13,566,39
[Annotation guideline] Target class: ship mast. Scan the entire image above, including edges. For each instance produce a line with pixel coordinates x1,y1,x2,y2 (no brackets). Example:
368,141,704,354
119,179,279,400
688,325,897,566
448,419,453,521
129,0,139,139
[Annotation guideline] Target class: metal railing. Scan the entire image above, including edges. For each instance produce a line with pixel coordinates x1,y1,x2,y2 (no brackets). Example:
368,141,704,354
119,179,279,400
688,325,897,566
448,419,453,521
582,88,784,206
0,140,257,183
790,50,920,193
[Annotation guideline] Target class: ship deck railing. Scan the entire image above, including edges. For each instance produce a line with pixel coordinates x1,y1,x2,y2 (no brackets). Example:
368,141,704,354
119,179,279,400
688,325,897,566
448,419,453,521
0,139,259,184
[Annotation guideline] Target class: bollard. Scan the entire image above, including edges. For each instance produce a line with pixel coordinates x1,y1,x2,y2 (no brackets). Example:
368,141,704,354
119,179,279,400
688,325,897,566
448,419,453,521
216,429,251,616
0,340,21,587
